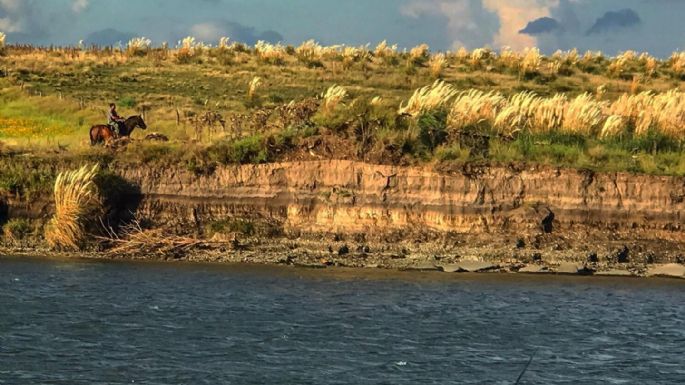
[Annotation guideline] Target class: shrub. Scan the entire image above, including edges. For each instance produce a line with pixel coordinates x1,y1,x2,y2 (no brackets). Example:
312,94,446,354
207,135,268,165
416,110,448,152
118,96,137,108
206,219,256,237
2,218,32,245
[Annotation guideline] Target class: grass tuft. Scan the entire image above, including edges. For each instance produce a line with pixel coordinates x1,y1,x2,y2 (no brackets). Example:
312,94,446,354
45,164,100,250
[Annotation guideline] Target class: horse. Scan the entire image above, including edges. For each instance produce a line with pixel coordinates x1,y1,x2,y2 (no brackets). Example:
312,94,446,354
90,115,147,145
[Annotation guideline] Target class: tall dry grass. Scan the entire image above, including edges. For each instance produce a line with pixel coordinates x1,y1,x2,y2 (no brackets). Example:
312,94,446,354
447,90,505,132
322,85,348,113
409,44,430,62
45,165,100,251
255,40,286,64
494,91,539,135
562,93,605,136
428,53,447,77
218,37,231,49
248,76,263,99
398,80,457,117
440,85,685,141
520,47,542,75
670,52,685,76
126,37,152,56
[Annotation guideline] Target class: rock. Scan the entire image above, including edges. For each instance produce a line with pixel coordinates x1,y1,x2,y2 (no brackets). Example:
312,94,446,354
404,262,439,271
459,261,499,272
647,264,685,278
515,239,526,249
556,263,581,274
518,265,549,274
610,246,630,263
596,269,634,277
338,245,350,256
535,205,555,233
587,252,599,263
439,262,498,273
440,264,461,273
555,263,594,275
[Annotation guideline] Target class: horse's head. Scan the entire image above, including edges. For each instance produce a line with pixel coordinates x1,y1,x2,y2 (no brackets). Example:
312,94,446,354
131,115,147,130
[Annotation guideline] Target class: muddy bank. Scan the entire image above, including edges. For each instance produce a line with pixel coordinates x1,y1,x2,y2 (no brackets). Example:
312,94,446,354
3,160,685,278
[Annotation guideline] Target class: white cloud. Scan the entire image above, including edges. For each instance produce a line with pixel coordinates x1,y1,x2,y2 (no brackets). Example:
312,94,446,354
401,0,499,49
483,0,557,50
190,22,223,41
72,0,89,13
0,0,21,12
401,0,574,50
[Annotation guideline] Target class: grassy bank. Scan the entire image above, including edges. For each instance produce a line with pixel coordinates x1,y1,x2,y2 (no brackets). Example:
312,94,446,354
2,41,685,184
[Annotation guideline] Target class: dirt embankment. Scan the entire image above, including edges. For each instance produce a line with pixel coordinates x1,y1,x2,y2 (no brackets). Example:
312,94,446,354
4,160,685,277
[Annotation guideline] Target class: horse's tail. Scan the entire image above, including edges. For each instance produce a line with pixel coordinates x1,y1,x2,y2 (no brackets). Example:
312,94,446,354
89,127,96,146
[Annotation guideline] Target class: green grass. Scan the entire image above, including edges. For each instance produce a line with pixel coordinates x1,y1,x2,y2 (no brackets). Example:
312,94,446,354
1,46,685,178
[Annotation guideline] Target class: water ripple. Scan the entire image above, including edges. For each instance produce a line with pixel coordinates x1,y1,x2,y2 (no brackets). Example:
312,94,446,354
1,257,684,384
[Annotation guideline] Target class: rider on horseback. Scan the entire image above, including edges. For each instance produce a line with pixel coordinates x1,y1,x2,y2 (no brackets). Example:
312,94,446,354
107,103,124,138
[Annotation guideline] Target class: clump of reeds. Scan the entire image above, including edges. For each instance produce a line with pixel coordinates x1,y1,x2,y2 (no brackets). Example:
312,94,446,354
494,91,539,135
608,50,637,78
322,85,348,113
562,93,604,135
600,115,626,139
454,47,469,62
447,89,505,132
470,48,491,67
374,40,398,64
295,39,322,63
409,44,430,63
670,52,685,76
255,40,286,64
644,56,658,77
398,80,457,117
219,37,231,49
248,76,263,99
45,165,101,251
176,36,206,62
0,32,6,53
498,46,521,70
520,47,542,76
428,53,447,77
530,94,566,134
126,37,152,57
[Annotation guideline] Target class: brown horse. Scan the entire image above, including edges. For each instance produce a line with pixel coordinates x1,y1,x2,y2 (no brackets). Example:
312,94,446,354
90,115,147,145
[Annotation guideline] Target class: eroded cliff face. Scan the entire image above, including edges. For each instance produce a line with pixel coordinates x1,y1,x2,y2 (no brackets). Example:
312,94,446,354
117,160,685,244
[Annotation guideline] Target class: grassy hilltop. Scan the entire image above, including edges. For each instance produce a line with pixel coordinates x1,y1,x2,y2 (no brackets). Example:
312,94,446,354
3,35,685,192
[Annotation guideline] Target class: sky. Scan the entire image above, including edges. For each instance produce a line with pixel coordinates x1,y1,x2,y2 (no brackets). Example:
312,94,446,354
0,0,683,57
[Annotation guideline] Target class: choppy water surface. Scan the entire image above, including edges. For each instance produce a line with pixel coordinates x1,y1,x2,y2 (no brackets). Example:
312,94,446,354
1,257,684,385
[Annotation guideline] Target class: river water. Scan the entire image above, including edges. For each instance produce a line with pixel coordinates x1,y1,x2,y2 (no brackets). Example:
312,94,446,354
1,257,684,384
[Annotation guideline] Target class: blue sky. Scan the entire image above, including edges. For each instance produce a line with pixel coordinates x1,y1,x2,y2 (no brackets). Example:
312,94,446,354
1,0,683,57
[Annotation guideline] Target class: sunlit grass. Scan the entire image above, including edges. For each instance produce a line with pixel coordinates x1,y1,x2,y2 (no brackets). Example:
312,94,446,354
45,164,100,251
